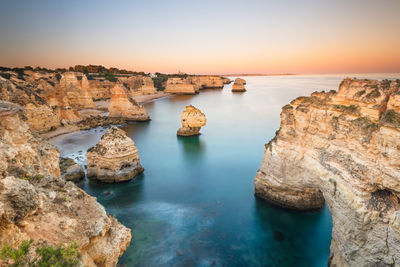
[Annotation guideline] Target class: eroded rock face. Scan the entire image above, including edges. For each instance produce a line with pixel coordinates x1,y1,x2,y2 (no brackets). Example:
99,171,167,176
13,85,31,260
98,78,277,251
60,157,85,182
119,76,157,96
232,78,246,92
0,102,131,267
59,72,95,109
254,78,400,266
165,78,198,94
177,105,207,136
86,126,144,183
108,83,150,121
187,76,224,89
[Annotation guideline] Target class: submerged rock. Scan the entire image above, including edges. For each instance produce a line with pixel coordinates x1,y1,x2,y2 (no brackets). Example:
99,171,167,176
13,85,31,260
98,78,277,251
60,157,84,182
232,78,246,92
254,78,400,266
108,83,150,121
177,105,207,136
86,126,144,183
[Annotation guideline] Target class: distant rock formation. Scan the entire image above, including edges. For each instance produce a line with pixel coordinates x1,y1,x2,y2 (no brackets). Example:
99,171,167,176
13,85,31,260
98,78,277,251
59,72,95,109
60,157,85,182
254,78,400,266
221,77,232,84
187,76,224,89
119,75,157,96
108,83,150,121
165,78,198,94
177,105,207,136
86,126,144,183
0,101,131,266
232,78,246,92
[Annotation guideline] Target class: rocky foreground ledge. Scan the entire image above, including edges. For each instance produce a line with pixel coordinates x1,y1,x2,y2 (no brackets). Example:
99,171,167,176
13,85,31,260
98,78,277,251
255,78,400,266
0,101,131,266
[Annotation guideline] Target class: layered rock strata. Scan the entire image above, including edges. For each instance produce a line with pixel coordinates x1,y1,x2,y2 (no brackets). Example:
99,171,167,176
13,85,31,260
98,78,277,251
187,76,224,89
60,157,85,182
119,75,157,96
232,78,246,92
254,78,400,266
108,83,150,121
165,78,198,94
86,126,144,183
177,105,207,136
0,101,131,267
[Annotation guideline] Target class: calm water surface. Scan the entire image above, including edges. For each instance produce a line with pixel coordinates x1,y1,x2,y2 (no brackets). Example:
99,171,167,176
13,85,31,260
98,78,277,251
50,74,399,267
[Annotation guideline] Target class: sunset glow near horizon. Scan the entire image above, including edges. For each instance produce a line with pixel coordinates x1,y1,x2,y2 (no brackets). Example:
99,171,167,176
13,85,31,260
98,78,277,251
0,0,399,75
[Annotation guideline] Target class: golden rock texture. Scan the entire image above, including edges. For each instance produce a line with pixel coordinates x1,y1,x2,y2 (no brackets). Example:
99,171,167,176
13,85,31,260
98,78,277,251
86,126,144,183
255,78,400,266
232,78,246,92
177,105,207,136
165,78,198,94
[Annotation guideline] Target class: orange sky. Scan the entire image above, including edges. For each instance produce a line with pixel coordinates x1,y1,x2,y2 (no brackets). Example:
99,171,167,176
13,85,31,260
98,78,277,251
0,0,399,74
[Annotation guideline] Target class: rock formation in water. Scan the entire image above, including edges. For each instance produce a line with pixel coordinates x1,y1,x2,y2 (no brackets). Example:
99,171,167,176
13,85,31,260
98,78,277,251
108,83,150,121
222,77,232,84
232,78,246,92
177,105,207,136
0,101,131,266
60,157,85,182
164,78,198,94
86,126,144,183
254,78,400,266
187,76,224,89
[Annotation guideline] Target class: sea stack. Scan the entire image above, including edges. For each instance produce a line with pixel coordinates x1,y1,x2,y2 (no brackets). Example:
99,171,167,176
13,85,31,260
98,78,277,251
86,126,144,183
254,78,400,266
232,78,246,92
177,105,207,136
108,83,150,121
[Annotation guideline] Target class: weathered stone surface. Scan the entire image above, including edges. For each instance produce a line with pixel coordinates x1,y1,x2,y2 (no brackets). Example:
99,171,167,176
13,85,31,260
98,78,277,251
222,77,232,84
108,83,150,121
165,78,198,94
0,102,131,267
119,75,157,96
187,76,224,89
59,72,95,109
87,126,144,183
60,157,85,182
254,78,400,266
232,78,246,92
177,105,207,136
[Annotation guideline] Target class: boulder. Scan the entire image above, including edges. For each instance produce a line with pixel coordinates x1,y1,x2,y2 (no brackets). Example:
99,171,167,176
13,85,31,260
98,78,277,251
60,157,84,182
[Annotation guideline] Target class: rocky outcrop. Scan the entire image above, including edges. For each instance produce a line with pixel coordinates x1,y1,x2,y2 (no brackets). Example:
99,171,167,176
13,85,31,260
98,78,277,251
59,72,95,109
60,157,85,182
0,101,131,266
222,77,232,84
119,76,157,96
232,78,246,92
108,83,150,121
87,78,114,100
177,105,207,136
86,126,144,183
165,78,198,94
187,76,224,89
254,78,400,266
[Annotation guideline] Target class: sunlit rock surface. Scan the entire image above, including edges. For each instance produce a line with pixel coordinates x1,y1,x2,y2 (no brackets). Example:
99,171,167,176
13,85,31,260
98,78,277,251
86,126,144,183
165,78,198,94
232,78,246,92
0,102,131,267
108,83,150,121
177,105,207,136
255,78,400,266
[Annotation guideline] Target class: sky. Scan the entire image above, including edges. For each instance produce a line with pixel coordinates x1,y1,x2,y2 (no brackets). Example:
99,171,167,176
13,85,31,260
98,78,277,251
0,0,399,74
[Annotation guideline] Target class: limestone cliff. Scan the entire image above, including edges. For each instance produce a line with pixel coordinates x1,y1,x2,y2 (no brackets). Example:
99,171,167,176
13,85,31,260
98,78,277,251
187,76,224,89
0,101,131,267
232,78,246,92
108,83,150,121
86,126,144,183
59,72,95,109
177,105,207,136
165,78,198,94
119,75,157,96
254,78,400,266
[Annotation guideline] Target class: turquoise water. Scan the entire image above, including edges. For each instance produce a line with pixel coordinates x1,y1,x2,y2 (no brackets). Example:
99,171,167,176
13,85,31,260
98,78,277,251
50,74,399,267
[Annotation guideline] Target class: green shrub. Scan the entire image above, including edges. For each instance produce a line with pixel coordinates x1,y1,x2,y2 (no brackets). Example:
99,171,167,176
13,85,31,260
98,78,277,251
333,104,359,114
105,73,117,82
0,240,80,267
